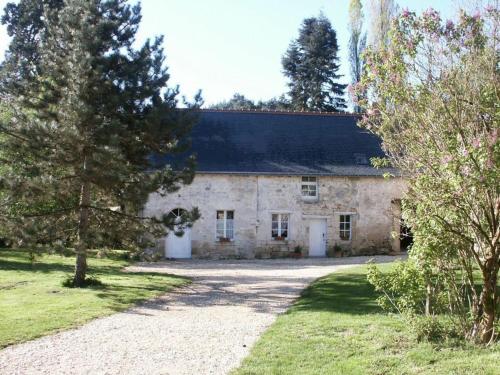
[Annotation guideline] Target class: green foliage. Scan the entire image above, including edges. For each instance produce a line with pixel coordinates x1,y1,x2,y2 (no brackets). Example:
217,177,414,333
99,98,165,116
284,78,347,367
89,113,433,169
356,5,500,343
210,93,256,110
367,0,399,49
209,93,290,111
0,0,202,284
348,0,367,112
282,14,347,112
367,260,427,314
412,316,460,343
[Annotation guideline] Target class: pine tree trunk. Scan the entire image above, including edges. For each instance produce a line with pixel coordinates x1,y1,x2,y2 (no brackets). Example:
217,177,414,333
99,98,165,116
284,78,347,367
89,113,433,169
479,258,498,344
73,180,91,287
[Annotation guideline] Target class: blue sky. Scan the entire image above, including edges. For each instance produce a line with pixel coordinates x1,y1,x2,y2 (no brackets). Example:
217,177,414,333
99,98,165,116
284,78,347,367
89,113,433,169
0,1,458,106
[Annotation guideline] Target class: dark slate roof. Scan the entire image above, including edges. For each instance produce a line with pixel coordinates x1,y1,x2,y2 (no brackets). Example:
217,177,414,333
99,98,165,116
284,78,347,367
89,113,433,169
155,110,396,177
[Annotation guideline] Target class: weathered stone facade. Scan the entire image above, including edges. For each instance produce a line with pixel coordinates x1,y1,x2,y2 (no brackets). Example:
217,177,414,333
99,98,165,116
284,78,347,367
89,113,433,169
143,173,406,259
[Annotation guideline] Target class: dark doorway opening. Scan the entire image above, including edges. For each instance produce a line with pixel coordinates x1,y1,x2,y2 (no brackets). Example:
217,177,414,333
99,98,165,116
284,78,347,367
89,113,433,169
400,220,413,251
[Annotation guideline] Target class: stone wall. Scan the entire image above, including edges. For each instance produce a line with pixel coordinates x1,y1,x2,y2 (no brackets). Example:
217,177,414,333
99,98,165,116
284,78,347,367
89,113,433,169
143,173,406,259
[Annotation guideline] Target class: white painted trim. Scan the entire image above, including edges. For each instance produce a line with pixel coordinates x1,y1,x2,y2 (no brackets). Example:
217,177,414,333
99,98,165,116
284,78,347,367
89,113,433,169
271,212,291,240
339,214,353,241
301,176,319,200
215,210,235,241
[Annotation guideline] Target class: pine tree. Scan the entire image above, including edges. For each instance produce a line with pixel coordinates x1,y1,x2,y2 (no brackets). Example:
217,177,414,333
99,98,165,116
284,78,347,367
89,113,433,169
0,0,201,287
348,0,366,113
282,14,346,112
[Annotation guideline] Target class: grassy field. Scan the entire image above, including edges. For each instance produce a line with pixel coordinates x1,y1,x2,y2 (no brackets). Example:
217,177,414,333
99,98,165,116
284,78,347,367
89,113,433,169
0,250,189,348
234,265,499,375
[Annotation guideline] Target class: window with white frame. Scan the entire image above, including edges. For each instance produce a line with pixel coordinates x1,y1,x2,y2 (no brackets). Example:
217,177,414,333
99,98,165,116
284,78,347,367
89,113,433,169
272,213,289,239
339,215,352,240
216,210,234,239
301,176,318,199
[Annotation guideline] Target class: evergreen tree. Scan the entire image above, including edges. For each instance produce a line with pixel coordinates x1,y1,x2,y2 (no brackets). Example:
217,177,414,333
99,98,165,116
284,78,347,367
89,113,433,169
256,95,290,111
0,0,201,287
282,14,346,112
209,93,256,110
348,0,366,113
209,93,290,111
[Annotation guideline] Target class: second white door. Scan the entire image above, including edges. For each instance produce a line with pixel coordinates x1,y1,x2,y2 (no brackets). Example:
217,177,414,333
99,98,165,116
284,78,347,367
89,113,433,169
165,227,191,259
309,219,327,256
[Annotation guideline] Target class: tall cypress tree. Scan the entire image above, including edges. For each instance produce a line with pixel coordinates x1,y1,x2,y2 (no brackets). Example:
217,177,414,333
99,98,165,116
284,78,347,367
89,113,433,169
348,0,366,113
282,14,347,112
0,0,201,286
368,0,399,49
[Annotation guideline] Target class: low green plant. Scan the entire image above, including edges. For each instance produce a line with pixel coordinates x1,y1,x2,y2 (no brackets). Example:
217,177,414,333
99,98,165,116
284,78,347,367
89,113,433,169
411,316,460,343
62,275,104,288
367,260,427,314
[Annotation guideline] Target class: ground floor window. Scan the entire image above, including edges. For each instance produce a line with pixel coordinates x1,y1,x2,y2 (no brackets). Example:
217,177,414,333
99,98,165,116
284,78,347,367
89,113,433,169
272,213,289,239
216,210,234,239
339,214,352,240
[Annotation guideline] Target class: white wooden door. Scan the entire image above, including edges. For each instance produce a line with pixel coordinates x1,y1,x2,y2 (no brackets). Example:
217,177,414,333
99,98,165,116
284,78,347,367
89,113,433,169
164,209,192,259
309,219,327,256
165,227,191,259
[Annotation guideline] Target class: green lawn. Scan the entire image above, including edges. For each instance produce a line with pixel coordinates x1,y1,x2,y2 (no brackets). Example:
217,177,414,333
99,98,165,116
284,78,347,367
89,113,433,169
0,249,189,348
234,265,500,375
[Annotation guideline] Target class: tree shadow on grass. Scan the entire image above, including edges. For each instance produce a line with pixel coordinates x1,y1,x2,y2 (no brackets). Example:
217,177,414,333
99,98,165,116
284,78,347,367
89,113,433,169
0,258,75,273
291,273,381,315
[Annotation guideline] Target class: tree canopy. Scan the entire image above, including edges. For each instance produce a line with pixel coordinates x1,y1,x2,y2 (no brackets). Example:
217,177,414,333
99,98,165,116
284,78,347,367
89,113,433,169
209,93,290,111
357,6,499,344
348,0,367,113
282,14,347,112
0,0,201,286
368,0,399,49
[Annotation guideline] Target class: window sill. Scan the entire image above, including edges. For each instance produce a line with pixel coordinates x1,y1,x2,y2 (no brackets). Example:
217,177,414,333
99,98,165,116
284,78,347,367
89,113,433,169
217,238,234,243
272,237,288,242
301,196,319,203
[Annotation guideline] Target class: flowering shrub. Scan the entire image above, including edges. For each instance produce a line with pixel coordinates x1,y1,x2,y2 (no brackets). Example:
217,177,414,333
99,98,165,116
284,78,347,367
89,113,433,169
357,5,499,344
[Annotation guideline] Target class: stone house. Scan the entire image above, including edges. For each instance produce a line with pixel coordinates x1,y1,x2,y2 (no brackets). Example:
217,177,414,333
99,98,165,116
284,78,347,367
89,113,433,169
144,110,406,259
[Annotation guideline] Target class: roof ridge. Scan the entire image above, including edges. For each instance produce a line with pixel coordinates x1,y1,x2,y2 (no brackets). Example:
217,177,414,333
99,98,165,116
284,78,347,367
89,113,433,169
197,108,362,117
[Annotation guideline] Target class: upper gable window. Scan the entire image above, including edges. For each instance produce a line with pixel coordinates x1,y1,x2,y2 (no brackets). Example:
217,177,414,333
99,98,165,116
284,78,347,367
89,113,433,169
301,176,318,200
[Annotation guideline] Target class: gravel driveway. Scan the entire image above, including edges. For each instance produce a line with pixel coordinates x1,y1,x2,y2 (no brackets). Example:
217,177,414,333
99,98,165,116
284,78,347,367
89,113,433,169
0,255,401,375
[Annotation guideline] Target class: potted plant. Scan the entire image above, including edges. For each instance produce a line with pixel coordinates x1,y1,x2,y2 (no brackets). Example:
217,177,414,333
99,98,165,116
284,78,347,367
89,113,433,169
290,246,303,259
333,244,343,258
274,235,286,241
218,237,231,243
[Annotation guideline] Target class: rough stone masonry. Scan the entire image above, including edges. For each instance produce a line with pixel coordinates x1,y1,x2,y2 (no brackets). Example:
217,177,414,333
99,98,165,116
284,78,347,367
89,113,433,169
144,173,406,259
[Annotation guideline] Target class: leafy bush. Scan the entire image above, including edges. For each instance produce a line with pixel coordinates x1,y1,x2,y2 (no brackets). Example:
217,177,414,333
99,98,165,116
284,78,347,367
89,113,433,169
411,316,460,343
367,260,427,314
